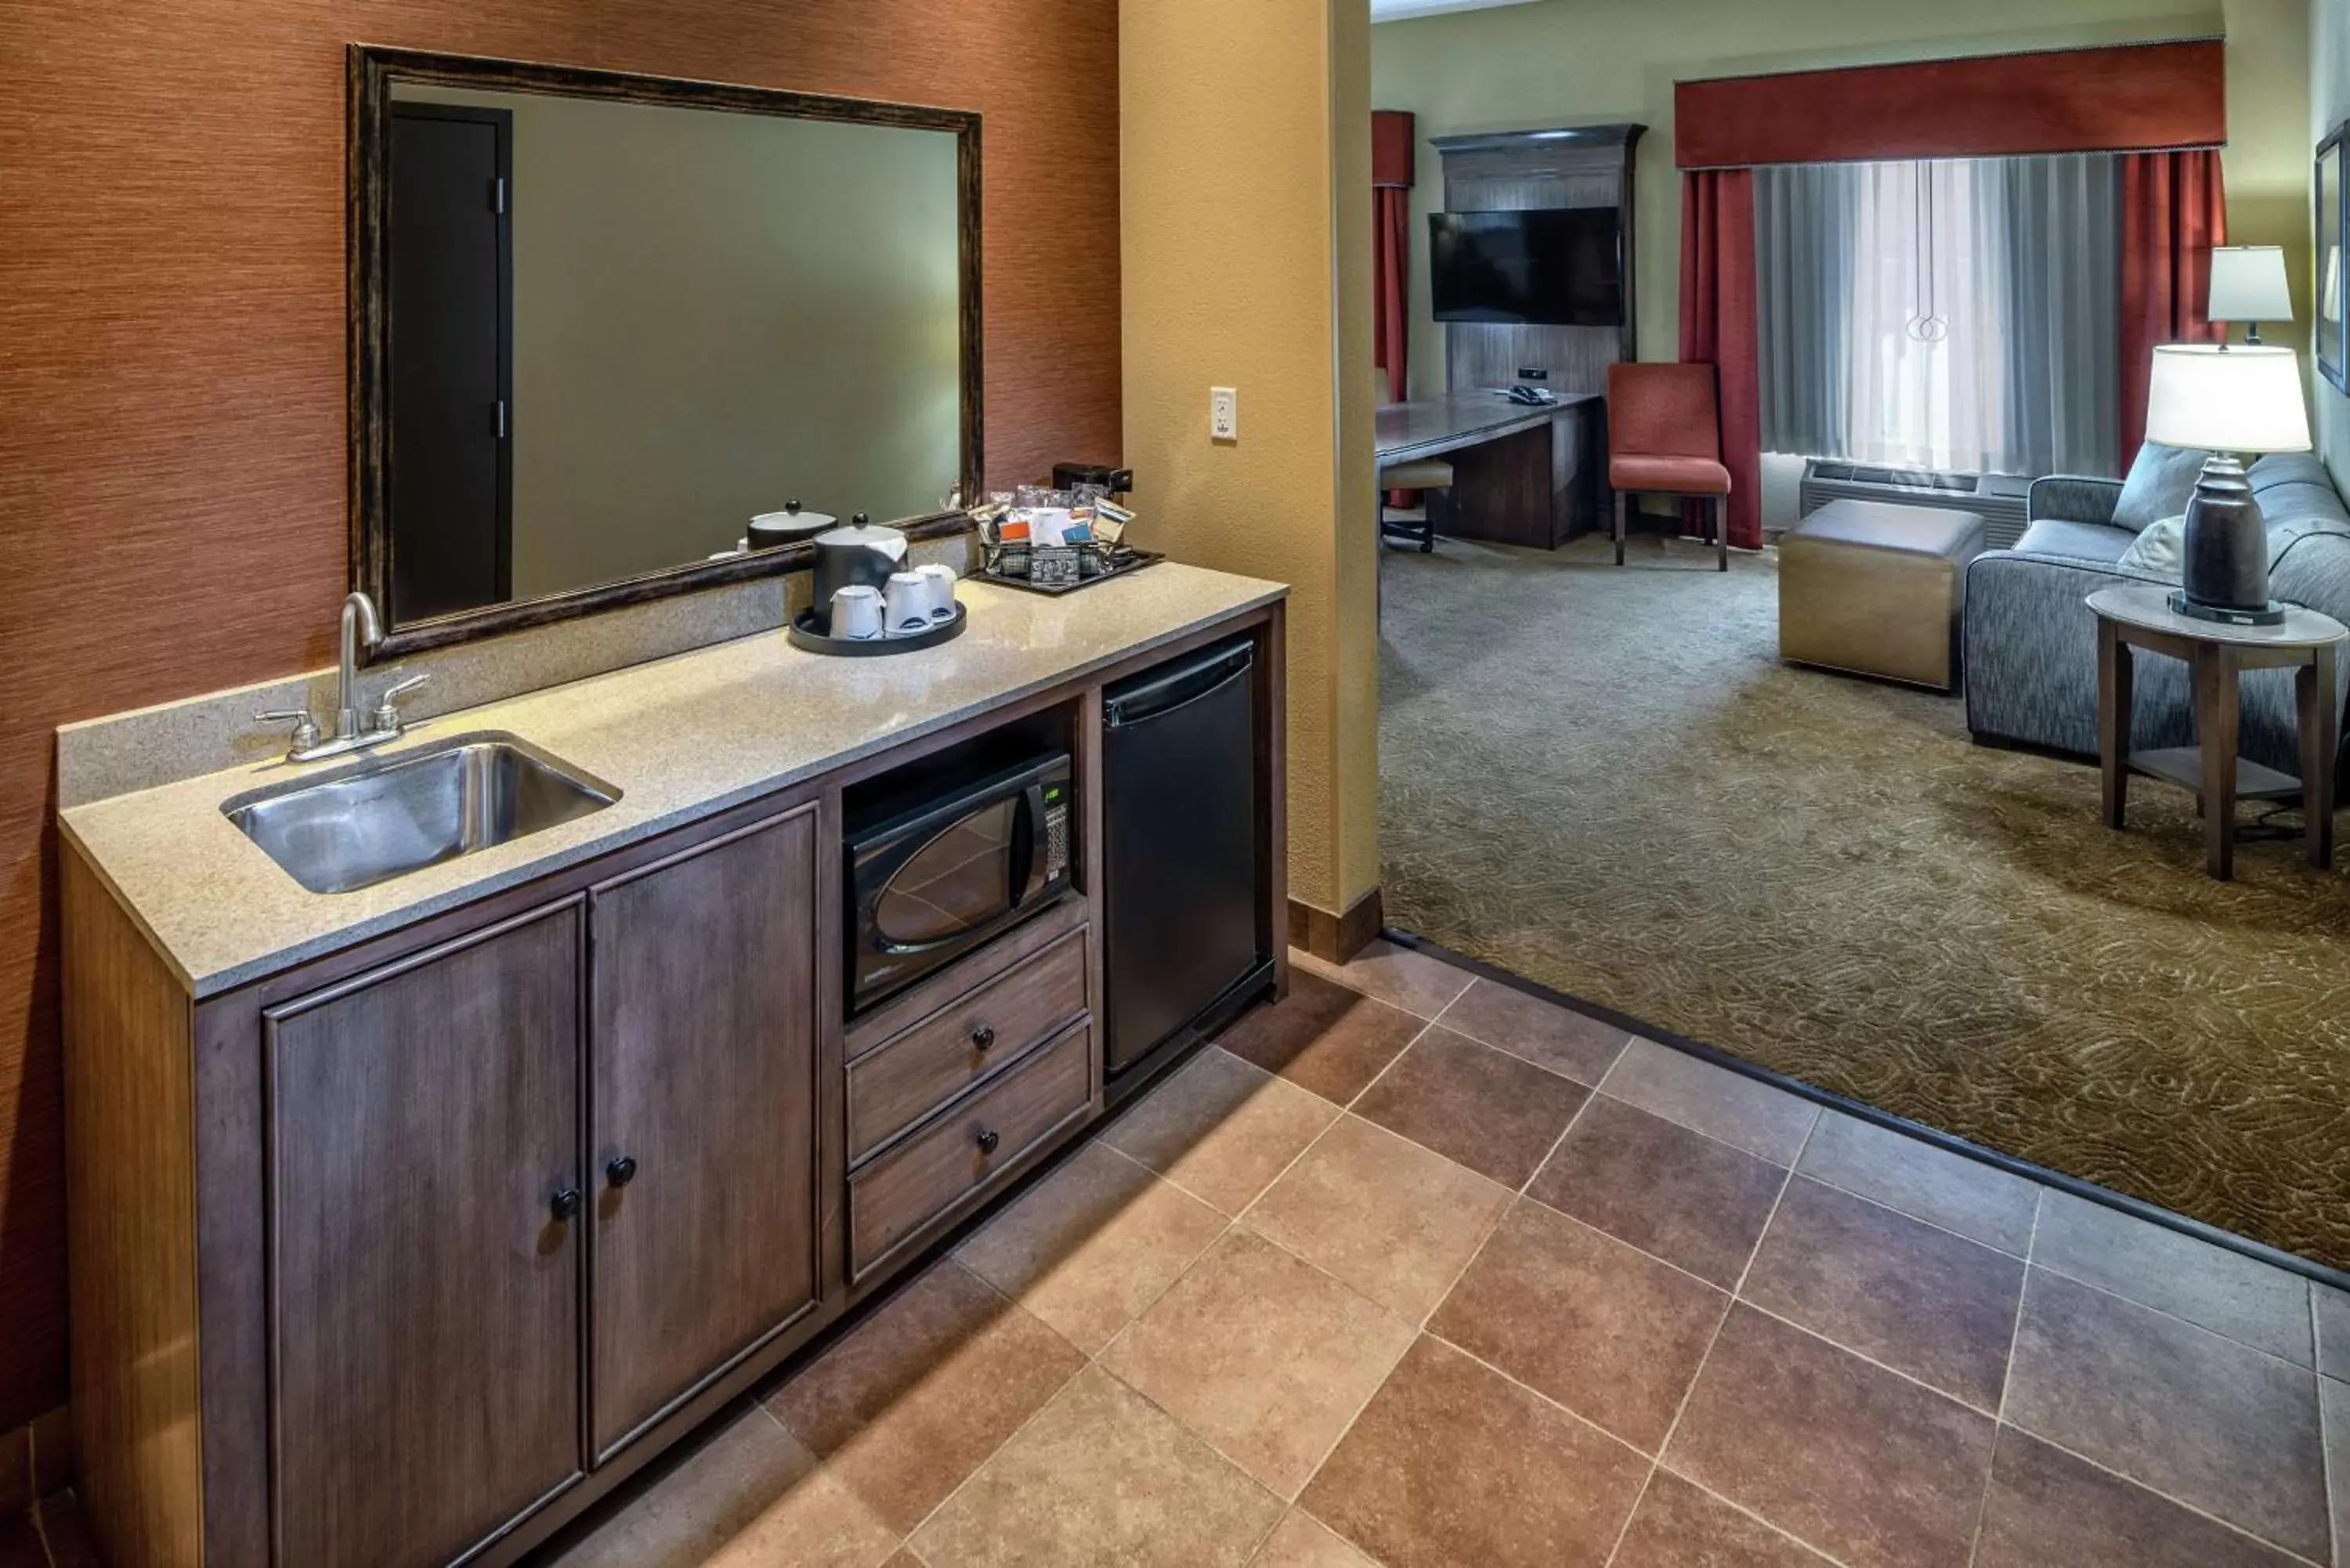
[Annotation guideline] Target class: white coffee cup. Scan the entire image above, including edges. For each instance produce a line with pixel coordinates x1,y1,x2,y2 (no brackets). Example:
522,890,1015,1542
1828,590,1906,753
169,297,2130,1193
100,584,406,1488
916,562,960,623
883,572,934,636
830,584,884,641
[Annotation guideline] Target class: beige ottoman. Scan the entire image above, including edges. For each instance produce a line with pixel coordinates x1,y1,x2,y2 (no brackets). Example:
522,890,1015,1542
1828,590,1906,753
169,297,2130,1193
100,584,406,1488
1779,500,1987,692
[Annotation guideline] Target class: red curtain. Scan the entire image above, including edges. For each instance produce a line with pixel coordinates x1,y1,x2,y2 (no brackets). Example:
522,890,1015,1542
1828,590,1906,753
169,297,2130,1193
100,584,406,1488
1678,168,1763,551
1373,110,1415,507
1674,41,2225,169
1374,186,1409,398
1372,110,1415,402
2119,150,2228,457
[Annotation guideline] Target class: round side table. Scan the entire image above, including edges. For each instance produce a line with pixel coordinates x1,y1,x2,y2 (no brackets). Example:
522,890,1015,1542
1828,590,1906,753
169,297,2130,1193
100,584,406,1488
2088,583,2348,880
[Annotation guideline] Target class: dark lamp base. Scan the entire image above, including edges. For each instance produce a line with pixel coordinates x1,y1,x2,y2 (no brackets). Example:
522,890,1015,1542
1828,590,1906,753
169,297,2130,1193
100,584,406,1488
2167,591,2287,627
2178,453,2276,622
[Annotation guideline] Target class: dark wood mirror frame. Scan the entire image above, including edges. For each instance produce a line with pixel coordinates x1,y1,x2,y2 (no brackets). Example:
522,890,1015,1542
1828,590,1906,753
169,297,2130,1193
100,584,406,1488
2319,120,2348,397
348,44,984,659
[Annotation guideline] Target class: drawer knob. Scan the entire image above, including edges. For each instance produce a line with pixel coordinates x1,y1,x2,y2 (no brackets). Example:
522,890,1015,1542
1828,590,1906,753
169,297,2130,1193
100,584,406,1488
971,1024,996,1051
974,1128,1001,1155
606,1154,639,1188
549,1187,583,1223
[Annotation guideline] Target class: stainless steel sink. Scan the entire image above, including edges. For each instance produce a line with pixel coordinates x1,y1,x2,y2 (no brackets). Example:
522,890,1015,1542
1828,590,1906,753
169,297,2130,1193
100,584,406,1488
223,732,621,894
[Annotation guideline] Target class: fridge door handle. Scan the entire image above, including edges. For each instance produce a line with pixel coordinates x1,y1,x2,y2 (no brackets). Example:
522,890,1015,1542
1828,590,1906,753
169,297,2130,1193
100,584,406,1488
1104,647,1252,729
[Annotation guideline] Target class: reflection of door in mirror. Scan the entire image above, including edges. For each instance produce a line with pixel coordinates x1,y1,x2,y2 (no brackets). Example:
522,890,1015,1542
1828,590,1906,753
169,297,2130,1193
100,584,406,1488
381,80,966,629
389,103,514,623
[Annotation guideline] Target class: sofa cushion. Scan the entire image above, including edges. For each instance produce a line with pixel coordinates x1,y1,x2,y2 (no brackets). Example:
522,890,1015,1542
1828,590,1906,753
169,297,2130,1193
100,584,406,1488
2251,451,2350,530
2116,515,2186,580
2013,518,2138,566
2113,442,2210,530
1611,454,1732,494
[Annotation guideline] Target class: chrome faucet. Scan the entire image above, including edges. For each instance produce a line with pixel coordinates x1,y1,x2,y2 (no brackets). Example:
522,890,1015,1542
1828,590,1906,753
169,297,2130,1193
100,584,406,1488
256,591,428,764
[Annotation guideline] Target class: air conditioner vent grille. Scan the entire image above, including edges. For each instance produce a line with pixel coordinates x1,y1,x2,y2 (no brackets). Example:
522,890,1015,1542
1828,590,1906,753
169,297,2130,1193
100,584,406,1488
1795,458,2031,551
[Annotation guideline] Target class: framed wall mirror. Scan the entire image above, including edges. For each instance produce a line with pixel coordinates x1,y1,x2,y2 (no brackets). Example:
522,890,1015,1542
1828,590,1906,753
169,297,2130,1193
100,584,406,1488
349,45,982,656
2319,121,2346,396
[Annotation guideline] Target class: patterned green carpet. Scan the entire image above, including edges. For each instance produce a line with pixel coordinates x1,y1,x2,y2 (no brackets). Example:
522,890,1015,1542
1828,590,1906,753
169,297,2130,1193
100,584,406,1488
1379,531,2350,1271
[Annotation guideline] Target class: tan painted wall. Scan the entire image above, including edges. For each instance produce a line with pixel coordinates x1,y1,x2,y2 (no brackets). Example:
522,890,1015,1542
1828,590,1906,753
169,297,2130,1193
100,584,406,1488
1121,0,1380,919
400,84,963,598
1371,0,2231,396
2316,0,2350,487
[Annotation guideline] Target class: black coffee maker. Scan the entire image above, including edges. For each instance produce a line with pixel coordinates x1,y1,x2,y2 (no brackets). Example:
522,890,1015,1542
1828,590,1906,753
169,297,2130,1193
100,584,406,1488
1052,462,1133,499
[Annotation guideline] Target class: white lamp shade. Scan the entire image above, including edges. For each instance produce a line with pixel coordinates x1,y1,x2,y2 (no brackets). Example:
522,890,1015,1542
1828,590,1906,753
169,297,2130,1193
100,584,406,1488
2206,246,2293,323
2144,344,2312,453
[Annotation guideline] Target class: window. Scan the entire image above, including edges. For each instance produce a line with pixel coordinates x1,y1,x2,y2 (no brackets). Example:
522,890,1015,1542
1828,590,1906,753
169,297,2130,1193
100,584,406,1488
1755,155,2121,477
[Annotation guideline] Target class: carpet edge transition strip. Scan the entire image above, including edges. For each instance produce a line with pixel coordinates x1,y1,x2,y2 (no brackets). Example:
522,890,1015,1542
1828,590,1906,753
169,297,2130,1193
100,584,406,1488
1377,925,2350,1297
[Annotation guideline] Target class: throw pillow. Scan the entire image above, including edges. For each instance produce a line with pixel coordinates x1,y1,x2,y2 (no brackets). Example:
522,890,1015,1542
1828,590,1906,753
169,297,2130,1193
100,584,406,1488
2117,514,2186,580
2113,443,2209,532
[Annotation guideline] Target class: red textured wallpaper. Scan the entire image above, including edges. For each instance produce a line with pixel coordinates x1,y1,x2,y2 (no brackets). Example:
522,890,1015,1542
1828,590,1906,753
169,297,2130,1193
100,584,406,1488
0,0,1119,1433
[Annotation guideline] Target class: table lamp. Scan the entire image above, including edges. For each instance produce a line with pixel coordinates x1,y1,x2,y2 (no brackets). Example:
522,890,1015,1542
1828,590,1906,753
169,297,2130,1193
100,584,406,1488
2206,246,2293,344
2144,343,2312,626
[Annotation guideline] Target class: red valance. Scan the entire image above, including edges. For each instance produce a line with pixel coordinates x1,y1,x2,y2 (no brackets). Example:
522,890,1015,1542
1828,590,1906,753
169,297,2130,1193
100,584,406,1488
1373,110,1415,190
1674,40,2225,169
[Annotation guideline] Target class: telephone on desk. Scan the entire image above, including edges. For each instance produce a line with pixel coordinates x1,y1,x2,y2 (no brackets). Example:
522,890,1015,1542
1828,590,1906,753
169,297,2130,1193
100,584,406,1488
1503,385,1557,406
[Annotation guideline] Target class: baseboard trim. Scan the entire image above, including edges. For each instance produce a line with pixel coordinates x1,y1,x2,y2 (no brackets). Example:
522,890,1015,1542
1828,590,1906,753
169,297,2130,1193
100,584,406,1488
1379,924,2350,1296
1287,887,1384,964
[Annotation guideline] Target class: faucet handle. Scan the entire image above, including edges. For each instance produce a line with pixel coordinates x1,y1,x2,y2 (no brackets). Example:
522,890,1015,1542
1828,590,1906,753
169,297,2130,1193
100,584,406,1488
256,708,323,754
371,674,428,732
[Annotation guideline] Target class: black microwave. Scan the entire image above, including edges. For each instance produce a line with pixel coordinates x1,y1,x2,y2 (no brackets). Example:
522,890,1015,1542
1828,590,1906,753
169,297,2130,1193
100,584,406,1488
845,750,1074,1014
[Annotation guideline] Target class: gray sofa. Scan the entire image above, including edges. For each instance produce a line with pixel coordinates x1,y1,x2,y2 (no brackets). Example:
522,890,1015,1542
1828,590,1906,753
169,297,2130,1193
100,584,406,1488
1965,451,2350,782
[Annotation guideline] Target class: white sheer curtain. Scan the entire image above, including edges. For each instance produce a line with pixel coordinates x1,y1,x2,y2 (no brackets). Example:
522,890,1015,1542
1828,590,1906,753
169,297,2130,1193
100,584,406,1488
1756,154,2120,477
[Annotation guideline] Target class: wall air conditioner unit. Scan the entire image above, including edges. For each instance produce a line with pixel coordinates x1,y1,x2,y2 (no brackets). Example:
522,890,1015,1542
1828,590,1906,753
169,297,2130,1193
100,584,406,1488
1797,461,2033,551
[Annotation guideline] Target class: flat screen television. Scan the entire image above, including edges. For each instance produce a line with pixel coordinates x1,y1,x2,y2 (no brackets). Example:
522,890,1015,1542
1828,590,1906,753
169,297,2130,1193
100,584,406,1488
1428,208,1623,327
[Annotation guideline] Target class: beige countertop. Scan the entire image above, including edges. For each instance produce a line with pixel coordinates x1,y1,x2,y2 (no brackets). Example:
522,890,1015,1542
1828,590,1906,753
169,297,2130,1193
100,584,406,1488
62,565,1285,999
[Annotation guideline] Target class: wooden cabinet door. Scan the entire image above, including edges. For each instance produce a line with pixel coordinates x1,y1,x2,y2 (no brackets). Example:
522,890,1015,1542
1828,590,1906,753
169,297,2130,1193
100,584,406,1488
266,901,584,1568
588,805,822,1456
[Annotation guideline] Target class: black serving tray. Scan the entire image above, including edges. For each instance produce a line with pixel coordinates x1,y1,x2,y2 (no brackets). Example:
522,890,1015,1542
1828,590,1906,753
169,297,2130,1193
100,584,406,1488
786,602,967,656
976,547,1165,596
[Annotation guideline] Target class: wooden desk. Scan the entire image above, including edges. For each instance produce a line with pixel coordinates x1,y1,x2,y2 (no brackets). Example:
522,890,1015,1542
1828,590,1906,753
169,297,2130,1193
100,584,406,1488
1375,390,1603,550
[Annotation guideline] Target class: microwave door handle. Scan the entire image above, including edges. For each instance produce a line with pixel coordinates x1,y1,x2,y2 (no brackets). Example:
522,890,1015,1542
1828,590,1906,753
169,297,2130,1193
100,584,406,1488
873,931,966,957
1007,783,1044,910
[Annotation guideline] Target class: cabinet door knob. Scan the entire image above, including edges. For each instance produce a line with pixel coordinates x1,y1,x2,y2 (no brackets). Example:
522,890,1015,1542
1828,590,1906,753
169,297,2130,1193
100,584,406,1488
549,1187,583,1223
606,1154,639,1188
971,1024,996,1051
974,1128,1001,1155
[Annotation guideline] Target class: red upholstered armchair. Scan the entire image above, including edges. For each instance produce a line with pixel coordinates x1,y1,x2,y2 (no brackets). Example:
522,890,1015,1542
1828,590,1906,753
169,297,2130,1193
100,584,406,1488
1607,362,1731,572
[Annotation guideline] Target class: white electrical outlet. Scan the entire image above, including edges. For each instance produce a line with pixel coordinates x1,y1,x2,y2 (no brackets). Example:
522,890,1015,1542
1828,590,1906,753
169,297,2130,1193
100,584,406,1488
1209,387,1238,443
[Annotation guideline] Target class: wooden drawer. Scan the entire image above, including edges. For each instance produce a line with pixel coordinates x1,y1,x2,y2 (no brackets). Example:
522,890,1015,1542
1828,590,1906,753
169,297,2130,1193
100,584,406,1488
848,894,1086,1059
849,1019,1093,1281
848,927,1088,1164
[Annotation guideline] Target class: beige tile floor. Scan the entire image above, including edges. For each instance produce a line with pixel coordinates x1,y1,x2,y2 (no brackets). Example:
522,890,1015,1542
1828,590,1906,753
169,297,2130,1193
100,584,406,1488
10,943,2341,1568
519,938,2350,1568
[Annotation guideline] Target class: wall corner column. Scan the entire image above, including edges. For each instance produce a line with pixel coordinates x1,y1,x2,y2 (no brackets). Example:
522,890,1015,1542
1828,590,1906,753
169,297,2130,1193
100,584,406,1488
1119,0,1383,961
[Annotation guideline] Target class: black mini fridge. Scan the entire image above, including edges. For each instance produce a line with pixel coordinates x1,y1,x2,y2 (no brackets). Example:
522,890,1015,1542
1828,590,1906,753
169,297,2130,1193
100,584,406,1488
1101,637,1270,1082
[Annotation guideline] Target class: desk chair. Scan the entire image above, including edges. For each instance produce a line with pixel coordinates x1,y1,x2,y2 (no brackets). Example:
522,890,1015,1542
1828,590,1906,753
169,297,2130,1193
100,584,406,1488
1607,362,1730,572
1376,369,1448,553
